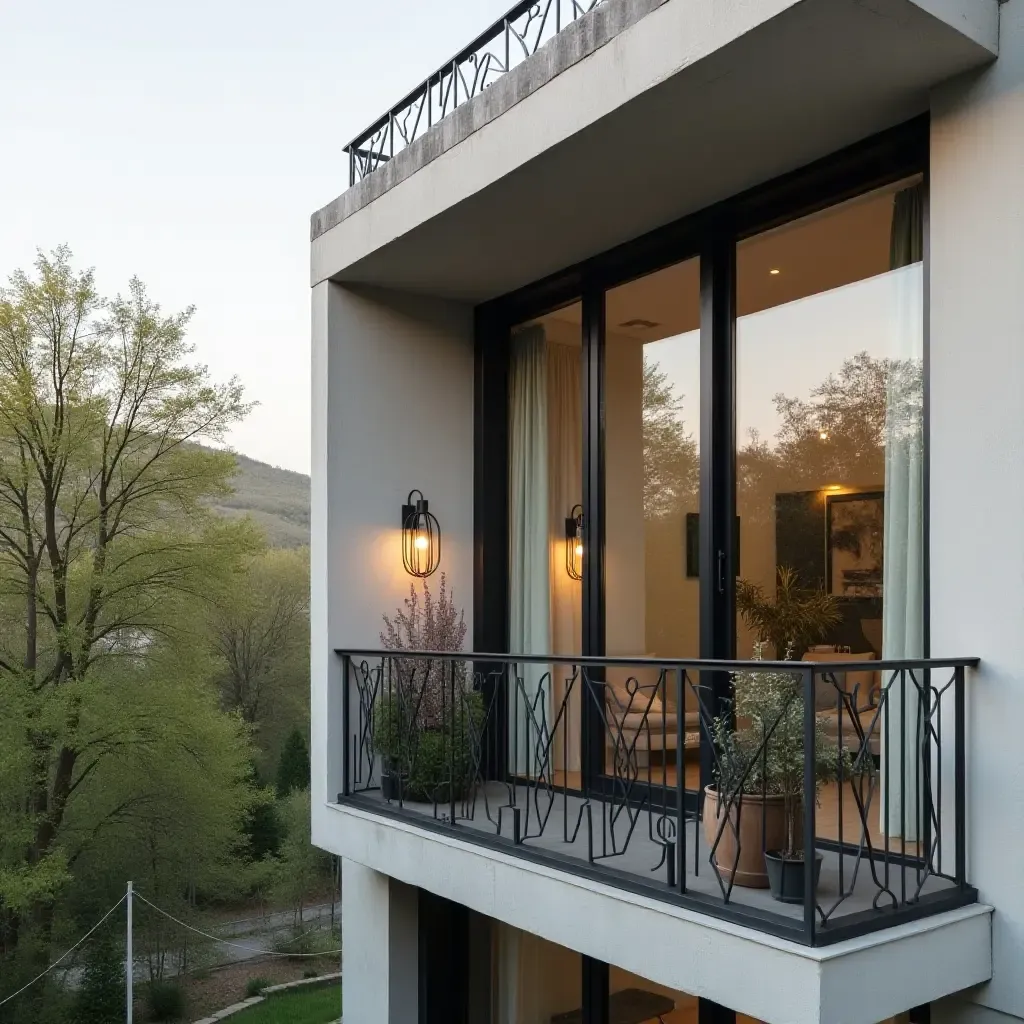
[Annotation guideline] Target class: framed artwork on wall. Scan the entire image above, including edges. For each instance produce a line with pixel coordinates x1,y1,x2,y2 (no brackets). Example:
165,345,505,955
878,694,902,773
826,491,885,599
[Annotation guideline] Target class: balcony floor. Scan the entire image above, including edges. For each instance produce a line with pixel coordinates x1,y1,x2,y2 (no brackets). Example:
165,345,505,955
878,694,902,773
353,775,956,934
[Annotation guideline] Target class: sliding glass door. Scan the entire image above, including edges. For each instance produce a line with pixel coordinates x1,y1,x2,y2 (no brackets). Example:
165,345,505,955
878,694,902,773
735,178,925,844
486,126,927,806
601,258,702,790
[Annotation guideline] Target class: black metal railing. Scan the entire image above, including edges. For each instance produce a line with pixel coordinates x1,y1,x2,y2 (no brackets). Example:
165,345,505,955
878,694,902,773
335,649,978,946
343,0,608,188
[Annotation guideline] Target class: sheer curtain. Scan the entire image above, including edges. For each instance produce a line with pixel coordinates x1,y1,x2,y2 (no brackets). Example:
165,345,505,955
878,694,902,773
881,184,925,839
503,329,583,1022
508,325,551,775
547,340,582,772
494,922,522,1024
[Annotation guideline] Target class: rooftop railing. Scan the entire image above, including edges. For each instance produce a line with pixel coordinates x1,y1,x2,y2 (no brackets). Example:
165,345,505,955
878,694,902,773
335,648,978,946
344,0,609,188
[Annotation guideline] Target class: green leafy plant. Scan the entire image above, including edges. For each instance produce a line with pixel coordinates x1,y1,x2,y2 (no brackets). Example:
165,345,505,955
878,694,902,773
146,979,185,1021
246,976,272,997
736,566,841,660
75,930,124,1024
713,644,853,860
374,690,484,802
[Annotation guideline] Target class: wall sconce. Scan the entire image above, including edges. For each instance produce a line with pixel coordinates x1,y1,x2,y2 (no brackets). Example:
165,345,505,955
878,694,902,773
401,489,440,578
564,504,584,581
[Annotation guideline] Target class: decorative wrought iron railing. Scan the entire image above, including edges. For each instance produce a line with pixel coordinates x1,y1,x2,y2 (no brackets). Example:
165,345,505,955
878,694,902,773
335,649,977,946
343,0,609,188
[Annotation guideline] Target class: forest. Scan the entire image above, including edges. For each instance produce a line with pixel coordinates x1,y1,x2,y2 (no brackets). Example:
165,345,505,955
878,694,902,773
0,250,329,1023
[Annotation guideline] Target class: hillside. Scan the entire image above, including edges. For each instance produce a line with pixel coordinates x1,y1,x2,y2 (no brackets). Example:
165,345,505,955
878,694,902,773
213,452,310,548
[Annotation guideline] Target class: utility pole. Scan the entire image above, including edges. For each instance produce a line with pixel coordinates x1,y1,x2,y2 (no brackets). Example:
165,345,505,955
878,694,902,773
126,881,133,1024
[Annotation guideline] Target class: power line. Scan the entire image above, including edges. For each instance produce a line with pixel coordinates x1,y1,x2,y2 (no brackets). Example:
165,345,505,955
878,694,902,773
133,892,342,958
0,894,127,1009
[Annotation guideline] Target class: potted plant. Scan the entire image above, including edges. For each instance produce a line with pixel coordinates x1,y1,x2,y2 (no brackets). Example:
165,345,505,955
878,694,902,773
703,568,840,891
736,566,840,660
374,574,483,804
704,644,850,901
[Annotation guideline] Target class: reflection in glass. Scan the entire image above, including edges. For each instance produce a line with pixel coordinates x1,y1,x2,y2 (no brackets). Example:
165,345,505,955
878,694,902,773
604,257,701,787
736,177,924,840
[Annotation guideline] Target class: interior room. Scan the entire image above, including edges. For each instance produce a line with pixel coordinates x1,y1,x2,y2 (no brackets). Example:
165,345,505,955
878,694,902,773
492,924,913,1023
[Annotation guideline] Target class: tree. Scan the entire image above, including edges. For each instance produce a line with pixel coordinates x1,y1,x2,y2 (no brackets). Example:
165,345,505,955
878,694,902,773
736,351,923,538
243,764,283,861
0,248,254,955
276,729,311,798
74,927,124,1024
274,789,331,926
211,546,309,764
642,357,699,520
741,351,923,493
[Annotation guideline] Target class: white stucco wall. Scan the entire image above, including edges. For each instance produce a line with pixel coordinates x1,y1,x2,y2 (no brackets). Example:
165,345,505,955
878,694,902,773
329,802,992,1024
930,2,1024,1019
310,281,474,833
341,859,419,1023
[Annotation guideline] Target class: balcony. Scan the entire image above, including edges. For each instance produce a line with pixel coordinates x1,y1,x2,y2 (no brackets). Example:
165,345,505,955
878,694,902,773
335,649,978,947
314,0,997,297
343,0,611,189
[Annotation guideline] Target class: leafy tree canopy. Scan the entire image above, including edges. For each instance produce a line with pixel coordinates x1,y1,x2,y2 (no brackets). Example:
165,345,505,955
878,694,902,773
0,247,258,959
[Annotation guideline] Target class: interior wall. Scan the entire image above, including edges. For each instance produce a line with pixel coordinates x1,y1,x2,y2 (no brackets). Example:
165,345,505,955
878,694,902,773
310,281,474,836
494,926,582,1023
605,330,647,656
930,2,1024,1017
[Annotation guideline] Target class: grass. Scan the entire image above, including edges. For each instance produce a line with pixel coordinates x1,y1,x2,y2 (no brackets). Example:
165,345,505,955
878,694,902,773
227,984,341,1024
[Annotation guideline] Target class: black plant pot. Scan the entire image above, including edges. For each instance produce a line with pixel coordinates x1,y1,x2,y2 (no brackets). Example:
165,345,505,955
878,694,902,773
764,850,823,904
381,766,406,802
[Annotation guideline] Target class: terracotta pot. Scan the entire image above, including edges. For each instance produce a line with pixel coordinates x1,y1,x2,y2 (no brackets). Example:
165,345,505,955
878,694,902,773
703,786,787,888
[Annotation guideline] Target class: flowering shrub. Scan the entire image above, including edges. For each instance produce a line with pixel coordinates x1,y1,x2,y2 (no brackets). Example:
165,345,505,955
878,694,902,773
380,573,468,730
376,575,480,802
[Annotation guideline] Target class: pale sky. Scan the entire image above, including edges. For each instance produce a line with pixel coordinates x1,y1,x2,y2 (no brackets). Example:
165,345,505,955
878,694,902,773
0,0,512,475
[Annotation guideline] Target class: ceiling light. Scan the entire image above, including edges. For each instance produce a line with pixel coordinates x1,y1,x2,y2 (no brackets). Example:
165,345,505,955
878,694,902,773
769,268,781,276
619,318,660,329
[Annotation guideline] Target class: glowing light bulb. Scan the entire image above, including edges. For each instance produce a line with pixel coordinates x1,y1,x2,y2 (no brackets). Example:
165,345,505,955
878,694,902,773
414,534,429,551
575,543,584,557
819,430,829,441
769,268,781,275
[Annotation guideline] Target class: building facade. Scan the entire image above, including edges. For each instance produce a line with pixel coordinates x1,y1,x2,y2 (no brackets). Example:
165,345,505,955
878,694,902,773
310,1,1022,1021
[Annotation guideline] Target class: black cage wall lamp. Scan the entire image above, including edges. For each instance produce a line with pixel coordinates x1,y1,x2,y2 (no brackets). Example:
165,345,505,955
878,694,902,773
401,489,440,578
564,504,584,581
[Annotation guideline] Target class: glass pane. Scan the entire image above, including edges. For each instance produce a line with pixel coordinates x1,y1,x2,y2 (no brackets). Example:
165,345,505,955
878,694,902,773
494,927,581,1022
735,178,924,846
507,301,583,787
604,257,701,789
